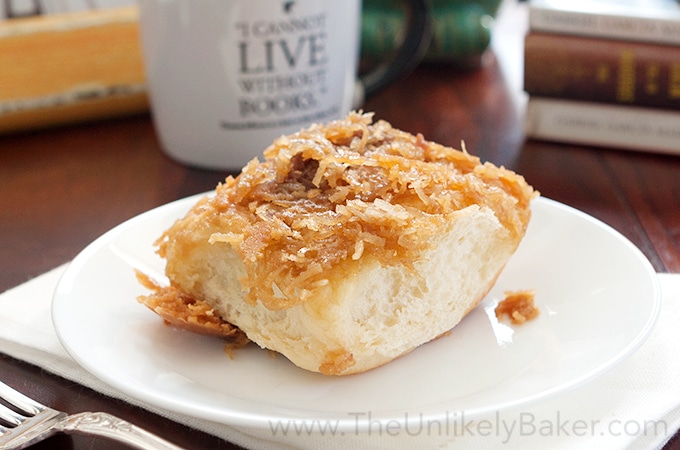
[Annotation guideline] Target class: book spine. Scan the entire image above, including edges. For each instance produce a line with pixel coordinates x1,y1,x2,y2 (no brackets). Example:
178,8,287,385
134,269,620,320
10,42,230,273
524,97,680,155
528,5,680,46
524,32,680,110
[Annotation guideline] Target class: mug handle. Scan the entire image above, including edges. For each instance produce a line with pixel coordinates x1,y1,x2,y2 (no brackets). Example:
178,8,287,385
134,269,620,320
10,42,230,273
358,0,433,100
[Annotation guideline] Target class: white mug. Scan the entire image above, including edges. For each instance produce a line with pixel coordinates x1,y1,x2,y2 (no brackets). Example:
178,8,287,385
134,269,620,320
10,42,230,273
138,0,431,170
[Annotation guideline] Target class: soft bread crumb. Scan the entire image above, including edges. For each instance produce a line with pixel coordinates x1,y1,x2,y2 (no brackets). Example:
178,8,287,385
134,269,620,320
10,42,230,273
495,289,539,325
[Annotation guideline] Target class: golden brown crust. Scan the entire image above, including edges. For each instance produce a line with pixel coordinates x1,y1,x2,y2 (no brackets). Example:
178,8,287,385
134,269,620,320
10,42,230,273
318,349,356,376
156,112,537,312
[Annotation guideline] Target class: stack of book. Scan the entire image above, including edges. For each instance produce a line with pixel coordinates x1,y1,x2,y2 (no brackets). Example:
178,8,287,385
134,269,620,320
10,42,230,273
522,0,680,155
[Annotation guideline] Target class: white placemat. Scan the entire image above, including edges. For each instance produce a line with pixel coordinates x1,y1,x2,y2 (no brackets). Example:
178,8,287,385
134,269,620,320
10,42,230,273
1,264,679,449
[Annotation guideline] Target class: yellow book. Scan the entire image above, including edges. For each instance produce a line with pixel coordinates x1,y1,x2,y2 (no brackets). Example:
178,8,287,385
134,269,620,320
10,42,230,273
0,6,148,134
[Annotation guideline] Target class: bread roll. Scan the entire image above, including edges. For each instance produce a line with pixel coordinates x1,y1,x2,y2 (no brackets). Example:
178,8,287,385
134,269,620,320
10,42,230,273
139,112,537,376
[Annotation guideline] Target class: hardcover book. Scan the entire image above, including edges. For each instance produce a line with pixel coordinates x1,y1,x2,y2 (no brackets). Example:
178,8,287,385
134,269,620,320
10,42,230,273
528,0,680,45
524,32,680,110
524,97,680,155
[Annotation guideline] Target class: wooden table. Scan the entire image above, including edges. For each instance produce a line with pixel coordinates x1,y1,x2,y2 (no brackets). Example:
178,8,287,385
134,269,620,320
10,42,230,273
1,2,679,449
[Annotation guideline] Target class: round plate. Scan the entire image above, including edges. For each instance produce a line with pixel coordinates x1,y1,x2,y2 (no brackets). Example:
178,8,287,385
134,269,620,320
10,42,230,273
52,196,660,431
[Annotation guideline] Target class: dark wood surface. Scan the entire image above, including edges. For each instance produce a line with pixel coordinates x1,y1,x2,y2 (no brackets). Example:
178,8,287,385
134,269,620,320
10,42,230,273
1,2,679,449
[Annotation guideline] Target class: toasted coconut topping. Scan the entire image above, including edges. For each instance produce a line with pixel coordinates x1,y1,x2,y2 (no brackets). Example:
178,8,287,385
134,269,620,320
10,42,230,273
135,271,249,346
495,289,540,325
157,112,537,311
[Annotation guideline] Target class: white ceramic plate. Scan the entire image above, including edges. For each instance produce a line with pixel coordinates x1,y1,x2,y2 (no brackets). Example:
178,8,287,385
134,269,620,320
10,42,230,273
52,196,660,431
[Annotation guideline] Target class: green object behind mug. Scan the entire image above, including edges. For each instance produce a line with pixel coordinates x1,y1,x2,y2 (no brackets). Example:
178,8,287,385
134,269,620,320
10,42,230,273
444,0,503,17
361,0,499,63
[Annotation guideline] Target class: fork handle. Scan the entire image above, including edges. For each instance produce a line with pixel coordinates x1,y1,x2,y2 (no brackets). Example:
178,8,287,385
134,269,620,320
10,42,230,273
58,412,185,450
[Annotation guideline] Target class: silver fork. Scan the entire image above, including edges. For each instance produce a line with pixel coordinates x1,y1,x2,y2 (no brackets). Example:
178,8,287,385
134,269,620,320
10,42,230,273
0,380,184,449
